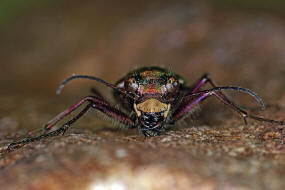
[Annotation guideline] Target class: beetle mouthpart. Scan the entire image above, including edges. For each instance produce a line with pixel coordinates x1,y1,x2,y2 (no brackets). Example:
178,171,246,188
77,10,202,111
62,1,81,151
163,104,171,118
135,99,171,118
134,103,141,117
136,98,168,113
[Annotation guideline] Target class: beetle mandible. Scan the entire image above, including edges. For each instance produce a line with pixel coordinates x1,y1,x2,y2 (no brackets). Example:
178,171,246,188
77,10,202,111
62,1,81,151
8,66,285,150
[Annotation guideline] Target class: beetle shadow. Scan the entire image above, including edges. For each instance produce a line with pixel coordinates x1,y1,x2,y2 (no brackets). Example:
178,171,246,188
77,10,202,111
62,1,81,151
192,102,235,127
86,125,138,136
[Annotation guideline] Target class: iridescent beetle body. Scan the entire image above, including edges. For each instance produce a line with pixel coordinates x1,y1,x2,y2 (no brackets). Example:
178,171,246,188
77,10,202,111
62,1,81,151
113,67,187,136
8,66,285,149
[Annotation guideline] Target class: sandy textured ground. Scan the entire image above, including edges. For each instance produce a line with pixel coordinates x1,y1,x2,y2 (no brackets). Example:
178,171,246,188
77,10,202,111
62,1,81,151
0,1,285,189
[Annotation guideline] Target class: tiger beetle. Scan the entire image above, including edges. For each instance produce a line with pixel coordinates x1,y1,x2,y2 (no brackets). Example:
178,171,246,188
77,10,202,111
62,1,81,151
7,66,285,150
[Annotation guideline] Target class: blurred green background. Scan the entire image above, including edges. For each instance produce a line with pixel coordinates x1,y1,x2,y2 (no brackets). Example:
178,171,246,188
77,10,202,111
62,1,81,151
0,0,56,28
1,0,285,29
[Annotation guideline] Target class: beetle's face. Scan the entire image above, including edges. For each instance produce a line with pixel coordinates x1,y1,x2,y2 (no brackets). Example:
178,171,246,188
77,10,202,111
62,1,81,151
117,69,181,136
134,98,171,136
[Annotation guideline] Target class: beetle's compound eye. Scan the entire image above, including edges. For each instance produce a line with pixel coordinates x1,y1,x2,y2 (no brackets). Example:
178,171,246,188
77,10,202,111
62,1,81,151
126,78,139,92
166,77,178,92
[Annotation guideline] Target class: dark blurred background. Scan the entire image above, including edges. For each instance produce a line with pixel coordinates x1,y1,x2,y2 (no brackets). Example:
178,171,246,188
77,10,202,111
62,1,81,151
1,0,285,132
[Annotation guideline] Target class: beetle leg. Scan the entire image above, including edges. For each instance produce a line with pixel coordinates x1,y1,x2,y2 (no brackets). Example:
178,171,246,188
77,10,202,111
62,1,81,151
44,96,95,131
7,103,92,150
190,73,210,93
91,99,134,126
7,96,134,150
44,96,132,131
188,74,255,124
172,90,249,122
45,96,134,129
190,74,237,103
173,89,285,126
192,74,268,110
191,74,244,102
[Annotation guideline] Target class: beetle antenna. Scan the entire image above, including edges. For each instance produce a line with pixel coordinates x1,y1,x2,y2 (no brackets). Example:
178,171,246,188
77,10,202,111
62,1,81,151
186,86,265,110
56,75,135,99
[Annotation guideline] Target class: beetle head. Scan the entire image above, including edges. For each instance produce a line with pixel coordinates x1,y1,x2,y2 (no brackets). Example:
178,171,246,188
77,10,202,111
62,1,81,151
115,67,185,136
117,69,182,101
121,68,183,135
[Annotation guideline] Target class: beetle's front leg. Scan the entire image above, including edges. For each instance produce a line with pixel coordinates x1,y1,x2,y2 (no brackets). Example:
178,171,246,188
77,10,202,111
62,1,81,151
44,96,133,131
172,90,249,122
190,73,210,93
191,74,233,100
172,88,285,127
7,103,93,150
187,74,251,124
7,96,134,150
